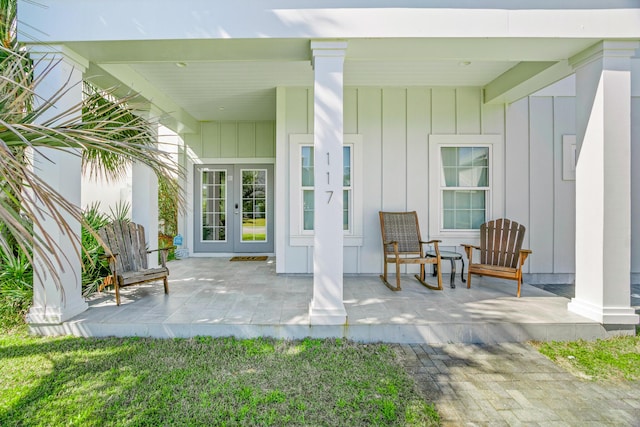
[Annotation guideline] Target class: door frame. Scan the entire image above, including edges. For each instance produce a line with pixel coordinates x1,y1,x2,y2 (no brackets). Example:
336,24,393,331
193,163,274,254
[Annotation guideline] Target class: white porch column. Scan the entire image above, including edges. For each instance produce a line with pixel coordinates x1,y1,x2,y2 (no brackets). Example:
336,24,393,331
27,48,89,324
309,41,348,325
132,122,160,268
568,41,640,327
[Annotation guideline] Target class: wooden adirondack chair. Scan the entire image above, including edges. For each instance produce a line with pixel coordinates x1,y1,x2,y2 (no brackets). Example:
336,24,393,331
99,220,173,305
379,211,443,291
461,218,532,297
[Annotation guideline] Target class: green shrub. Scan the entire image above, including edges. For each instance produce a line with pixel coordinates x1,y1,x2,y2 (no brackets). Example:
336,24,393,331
0,240,33,332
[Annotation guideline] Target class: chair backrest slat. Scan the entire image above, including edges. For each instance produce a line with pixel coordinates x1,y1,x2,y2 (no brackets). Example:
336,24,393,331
99,221,148,273
379,211,422,254
479,218,525,268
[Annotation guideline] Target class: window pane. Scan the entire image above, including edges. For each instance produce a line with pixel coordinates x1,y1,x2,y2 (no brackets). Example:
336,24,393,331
471,210,486,229
441,147,457,167
343,146,351,186
442,190,487,230
201,170,226,241
343,190,350,231
443,209,455,229
455,210,471,229
458,167,476,187
301,146,314,186
443,191,455,209
471,190,486,209
458,147,473,167
455,191,471,209
476,167,488,187
472,147,489,166
303,190,314,231
443,167,458,187
241,170,268,242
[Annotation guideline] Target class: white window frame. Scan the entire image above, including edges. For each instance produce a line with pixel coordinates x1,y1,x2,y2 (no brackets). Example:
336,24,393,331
428,134,504,245
289,134,363,246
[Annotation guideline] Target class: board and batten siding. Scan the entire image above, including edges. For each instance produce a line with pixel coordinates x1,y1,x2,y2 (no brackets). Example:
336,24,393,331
506,96,577,281
279,86,506,274
279,84,640,280
186,121,275,159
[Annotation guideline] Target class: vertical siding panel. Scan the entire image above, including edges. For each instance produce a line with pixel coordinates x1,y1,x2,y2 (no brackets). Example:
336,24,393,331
406,88,430,230
201,122,220,158
456,88,481,134
481,102,505,135
237,122,256,157
529,97,554,273
358,88,383,273
431,88,456,134
505,98,531,262
553,97,576,274
381,88,407,210
185,131,203,158
220,122,238,158
344,88,358,134
255,121,275,157
285,88,311,272
286,88,310,134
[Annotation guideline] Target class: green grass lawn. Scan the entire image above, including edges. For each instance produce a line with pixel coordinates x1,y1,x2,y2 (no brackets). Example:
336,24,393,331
0,328,439,426
532,329,640,381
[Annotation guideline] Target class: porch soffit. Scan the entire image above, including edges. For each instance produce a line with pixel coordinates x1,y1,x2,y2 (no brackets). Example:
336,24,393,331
58,37,610,125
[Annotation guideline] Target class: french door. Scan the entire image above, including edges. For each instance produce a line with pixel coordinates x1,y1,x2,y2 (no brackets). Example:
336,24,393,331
194,164,274,253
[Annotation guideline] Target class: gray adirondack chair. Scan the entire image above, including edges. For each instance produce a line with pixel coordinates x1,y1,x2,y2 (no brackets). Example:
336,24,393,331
99,221,172,305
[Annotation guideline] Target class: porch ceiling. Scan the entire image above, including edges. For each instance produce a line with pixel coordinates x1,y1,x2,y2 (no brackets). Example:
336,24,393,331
66,37,599,129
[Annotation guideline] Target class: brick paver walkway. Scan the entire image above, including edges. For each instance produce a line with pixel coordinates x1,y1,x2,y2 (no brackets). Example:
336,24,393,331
399,342,640,426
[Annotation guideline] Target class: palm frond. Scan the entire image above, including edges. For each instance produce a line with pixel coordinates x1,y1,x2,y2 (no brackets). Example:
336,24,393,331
0,43,183,289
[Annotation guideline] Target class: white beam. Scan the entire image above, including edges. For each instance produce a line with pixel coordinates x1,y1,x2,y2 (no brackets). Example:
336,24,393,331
18,1,640,41
484,61,574,104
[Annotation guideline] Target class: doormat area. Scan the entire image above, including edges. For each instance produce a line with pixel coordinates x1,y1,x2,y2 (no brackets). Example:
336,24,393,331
230,256,268,262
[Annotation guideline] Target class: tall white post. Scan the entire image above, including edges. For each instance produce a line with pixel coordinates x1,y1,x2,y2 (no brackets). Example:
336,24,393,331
568,41,640,328
27,47,89,325
132,122,160,268
309,41,348,325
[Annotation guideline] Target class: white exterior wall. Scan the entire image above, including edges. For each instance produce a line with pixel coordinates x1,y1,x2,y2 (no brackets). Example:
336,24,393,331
278,81,640,281
280,86,506,274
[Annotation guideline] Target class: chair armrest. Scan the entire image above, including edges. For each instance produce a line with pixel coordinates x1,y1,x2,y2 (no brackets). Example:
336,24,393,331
518,249,532,267
382,240,400,256
420,239,441,245
148,246,176,267
460,244,480,250
460,244,479,261
100,252,119,260
147,246,177,254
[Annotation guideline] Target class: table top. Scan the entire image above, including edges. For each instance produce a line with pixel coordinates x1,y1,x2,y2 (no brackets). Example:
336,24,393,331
425,250,462,259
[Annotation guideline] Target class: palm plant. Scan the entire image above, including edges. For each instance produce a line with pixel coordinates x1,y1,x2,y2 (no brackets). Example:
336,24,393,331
0,45,181,287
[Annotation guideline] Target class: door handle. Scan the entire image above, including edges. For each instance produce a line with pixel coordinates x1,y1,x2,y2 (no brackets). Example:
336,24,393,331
235,203,239,214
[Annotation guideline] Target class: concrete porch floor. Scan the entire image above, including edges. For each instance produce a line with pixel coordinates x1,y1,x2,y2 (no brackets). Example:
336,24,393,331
35,257,639,343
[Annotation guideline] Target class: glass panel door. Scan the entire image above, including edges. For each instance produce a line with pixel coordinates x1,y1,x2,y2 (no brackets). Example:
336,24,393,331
194,164,273,254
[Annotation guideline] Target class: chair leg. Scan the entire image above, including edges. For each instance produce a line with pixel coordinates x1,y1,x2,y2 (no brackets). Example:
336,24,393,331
115,279,121,306
379,261,401,291
516,276,522,298
395,262,401,290
467,269,472,289
163,276,169,294
415,262,443,291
